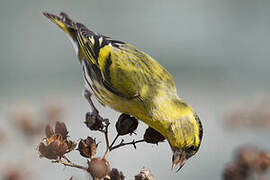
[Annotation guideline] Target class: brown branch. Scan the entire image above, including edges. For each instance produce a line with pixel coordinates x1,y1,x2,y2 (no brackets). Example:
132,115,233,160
110,139,145,151
63,155,72,163
103,123,111,158
109,134,120,149
52,158,88,172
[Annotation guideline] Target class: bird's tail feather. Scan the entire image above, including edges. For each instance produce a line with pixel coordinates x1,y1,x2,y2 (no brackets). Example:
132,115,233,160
42,12,78,41
43,12,86,61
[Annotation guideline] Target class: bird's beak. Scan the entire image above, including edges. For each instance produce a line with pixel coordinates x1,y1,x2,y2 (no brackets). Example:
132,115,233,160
171,148,186,172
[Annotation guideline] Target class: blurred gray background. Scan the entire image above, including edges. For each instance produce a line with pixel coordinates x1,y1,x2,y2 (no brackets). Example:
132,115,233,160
0,0,270,179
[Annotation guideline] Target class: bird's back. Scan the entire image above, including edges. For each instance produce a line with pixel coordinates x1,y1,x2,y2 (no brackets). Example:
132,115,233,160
43,12,178,120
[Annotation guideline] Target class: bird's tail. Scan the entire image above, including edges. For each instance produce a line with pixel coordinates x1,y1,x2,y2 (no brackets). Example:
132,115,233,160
43,12,84,61
43,12,77,39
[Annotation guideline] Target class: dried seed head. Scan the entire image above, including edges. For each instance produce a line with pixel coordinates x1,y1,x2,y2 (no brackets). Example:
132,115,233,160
235,146,259,171
88,157,110,179
143,127,165,144
223,145,270,179
108,168,125,180
222,162,247,180
84,112,105,131
116,114,138,136
38,122,76,160
134,168,154,180
39,134,63,159
77,136,97,159
255,152,270,173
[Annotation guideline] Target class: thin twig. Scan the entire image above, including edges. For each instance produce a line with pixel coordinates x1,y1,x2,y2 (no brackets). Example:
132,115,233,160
109,134,119,149
52,158,89,172
103,124,110,158
110,139,145,151
63,155,72,163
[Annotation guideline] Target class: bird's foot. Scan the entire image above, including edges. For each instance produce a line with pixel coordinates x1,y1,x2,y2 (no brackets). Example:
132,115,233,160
83,89,109,131
84,111,109,131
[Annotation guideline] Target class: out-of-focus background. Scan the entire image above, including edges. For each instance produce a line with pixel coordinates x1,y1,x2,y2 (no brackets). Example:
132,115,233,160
0,0,270,179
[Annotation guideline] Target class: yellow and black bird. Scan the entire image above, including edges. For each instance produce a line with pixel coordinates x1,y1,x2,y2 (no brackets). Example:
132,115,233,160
43,12,203,171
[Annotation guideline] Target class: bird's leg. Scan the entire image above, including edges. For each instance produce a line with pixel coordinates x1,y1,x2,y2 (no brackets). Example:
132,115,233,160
83,88,111,158
83,88,109,131
83,88,99,116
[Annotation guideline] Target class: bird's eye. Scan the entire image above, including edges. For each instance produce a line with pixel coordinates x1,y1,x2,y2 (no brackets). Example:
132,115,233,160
187,145,195,152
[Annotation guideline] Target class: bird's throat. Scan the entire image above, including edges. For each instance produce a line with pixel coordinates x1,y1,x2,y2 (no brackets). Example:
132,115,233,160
148,95,198,148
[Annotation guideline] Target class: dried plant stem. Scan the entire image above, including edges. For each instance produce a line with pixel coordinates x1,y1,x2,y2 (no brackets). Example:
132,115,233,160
109,134,120,149
52,157,88,172
103,124,110,158
63,155,72,163
110,139,145,151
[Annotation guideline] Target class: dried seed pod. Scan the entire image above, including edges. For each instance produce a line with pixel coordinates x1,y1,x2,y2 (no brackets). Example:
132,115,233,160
39,134,64,159
222,162,247,180
77,136,97,158
255,152,270,173
88,157,110,179
143,127,165,144
38,122,76,160
108,168,125,180
223,146,270,179
116,114,138,136
84,112,105,131
235,146,259,171
134,168,154,180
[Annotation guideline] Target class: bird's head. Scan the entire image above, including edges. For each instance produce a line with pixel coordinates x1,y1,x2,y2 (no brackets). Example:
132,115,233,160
167,113,203,171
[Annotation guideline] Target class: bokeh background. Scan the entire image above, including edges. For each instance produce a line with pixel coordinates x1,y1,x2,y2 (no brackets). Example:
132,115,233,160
1,0,270,179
